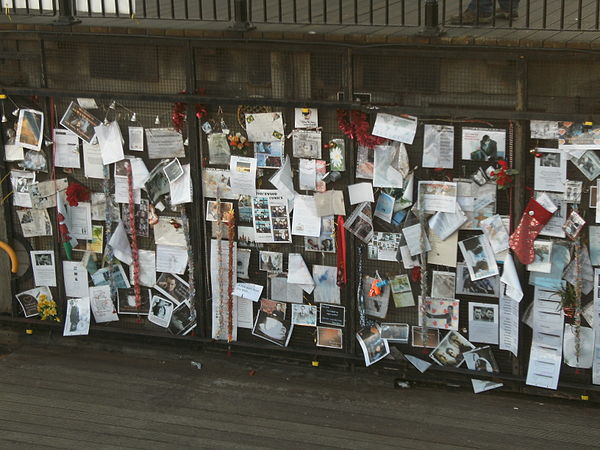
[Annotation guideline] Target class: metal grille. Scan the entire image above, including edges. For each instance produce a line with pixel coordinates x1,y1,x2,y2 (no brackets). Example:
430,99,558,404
44,40,187,94
0,38,43,89
528,58,600,115
353,52,517,110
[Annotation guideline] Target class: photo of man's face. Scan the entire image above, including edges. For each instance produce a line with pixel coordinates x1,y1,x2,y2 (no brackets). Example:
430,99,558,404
166,277,176,292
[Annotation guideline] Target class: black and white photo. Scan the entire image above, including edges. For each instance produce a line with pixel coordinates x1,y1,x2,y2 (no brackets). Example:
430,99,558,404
573,151,600,181
455,263,500,297
431,271,456,299
464,346,499,373
469,302,499,344
458,234,499,281
429,331,475,367
563,210,586,240
356,325,390,366
381,323,409,343
63,297,91,337
291,304,317,327
527,240,553,273
252,299,293,347
154,273,190,304
259,251,283,273
163,158,184,183
117,288,151,315
168,301,197,335
148,295,175,328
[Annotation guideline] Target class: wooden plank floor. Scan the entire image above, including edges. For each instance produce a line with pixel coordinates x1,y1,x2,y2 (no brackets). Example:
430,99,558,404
0,343,599,449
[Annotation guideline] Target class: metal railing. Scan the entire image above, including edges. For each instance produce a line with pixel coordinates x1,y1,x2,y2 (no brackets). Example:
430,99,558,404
2,0,600,32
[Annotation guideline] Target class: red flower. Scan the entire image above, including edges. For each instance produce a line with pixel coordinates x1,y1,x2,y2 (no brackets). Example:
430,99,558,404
65,183,90,207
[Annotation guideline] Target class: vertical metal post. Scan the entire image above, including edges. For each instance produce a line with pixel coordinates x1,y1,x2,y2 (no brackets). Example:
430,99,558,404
231,0,255,31
184,42,208,340
54,0,81,25
421,0,443,36
513,55,529,383
344,47,357,365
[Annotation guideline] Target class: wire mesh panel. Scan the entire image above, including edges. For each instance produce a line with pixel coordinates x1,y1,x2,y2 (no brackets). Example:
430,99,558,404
0,38,43,89
353,51,518,110
44,39,187,95
528,58,600,116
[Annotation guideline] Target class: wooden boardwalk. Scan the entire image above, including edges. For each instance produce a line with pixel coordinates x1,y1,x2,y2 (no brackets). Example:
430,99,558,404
0,343,599,449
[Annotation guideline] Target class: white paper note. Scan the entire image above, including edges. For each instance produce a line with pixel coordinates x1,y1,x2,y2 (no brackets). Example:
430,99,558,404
89,285,118,323
156,244,188,275
348,182,374,205
129,249,156,288
145,128,185,159
291,195,321,237
31,250,56,287
54,128,81,168
63,261,90,298
82,142,105,179
230,156,257,196
128,126,144,151
468,302,499,345
94,121,124,165
109,221,132,265
232,283,263,302
499,290,519,357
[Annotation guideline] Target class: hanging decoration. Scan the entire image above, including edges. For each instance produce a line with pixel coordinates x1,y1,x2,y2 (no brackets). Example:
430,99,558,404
226,209,236,342
102,165,117,300
180,207,196,307
171,88,208,133
126,161,142,309
337,110,387,148
356,245,367,328
336,216,347,286
509,196,555,264
215,197,226,338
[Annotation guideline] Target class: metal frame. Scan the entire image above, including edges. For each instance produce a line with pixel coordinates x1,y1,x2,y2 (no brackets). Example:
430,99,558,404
2,34,600,396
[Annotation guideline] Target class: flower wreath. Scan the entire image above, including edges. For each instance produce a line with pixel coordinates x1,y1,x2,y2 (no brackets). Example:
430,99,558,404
172,88,208,133
337,110,387,148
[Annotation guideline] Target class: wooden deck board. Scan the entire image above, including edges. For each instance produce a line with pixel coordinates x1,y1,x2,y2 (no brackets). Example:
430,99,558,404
1,344,600,449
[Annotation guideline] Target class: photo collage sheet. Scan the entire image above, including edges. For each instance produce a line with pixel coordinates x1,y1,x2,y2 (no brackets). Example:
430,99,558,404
8,97,196,338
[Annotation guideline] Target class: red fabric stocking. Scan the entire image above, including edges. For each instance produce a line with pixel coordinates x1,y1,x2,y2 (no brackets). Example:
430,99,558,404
509,197,555,264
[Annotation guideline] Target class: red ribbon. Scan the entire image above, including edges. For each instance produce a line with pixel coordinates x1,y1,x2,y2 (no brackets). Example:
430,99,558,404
336,216,347,286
